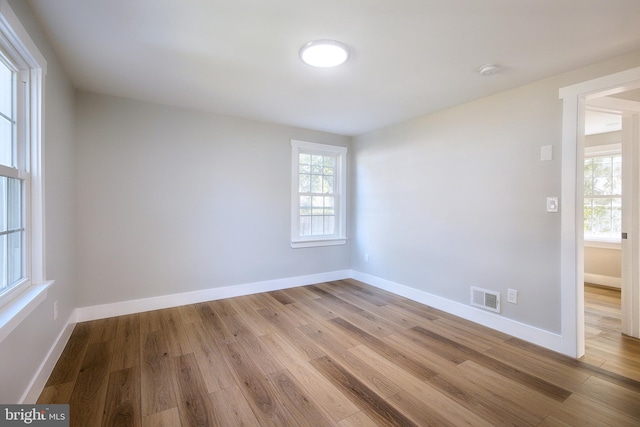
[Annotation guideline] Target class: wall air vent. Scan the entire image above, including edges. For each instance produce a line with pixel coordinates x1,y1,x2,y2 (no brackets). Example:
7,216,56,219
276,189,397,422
470,287,501,313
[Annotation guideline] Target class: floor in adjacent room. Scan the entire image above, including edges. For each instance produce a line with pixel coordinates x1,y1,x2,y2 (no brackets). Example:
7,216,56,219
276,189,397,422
583,283,640,382
39,279,640,426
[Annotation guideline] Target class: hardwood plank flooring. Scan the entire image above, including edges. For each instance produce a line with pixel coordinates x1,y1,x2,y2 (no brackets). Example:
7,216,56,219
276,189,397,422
39,279,640,426
584,283,640,381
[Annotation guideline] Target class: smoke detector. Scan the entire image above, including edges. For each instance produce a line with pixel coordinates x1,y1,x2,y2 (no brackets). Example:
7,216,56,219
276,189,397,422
478,64,500,76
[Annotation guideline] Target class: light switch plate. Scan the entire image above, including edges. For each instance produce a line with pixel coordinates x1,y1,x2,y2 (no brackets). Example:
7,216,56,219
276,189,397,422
546,197,559,213
541,145,553,161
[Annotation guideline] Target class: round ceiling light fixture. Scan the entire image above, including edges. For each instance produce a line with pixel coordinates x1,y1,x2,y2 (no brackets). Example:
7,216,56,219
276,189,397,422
300,40,350,68
478,64,500,76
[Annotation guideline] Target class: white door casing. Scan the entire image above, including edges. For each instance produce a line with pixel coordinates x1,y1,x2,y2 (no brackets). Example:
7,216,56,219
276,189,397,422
560,66,640,358
622,113,640,338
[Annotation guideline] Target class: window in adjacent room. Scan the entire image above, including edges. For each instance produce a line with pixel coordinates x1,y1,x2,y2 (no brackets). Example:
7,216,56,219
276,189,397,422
291,140,347,248
584,144,621,244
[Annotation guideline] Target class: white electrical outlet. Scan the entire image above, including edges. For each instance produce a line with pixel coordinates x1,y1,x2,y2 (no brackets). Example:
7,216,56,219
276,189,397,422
53,300,58,320
364,253,369,262
507,289,518,304
546,197,559,213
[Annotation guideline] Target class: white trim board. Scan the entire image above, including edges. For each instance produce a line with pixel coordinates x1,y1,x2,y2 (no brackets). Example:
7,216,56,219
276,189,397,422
20,311,76,403
74,269,564,353
74,270,351,322
350,270,563,354
560,65,640,357
584,273,621,289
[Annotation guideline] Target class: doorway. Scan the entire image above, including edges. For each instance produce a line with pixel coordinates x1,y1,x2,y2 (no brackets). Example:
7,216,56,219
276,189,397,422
560,66,640,358
582,104,623,361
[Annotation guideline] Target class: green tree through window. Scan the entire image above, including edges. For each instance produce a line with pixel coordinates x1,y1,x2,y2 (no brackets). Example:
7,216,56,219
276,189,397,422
584,154,621,240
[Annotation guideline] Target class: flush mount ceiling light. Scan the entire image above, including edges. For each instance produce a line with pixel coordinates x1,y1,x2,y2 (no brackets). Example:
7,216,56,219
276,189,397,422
478,64,500,76
300,40,350,68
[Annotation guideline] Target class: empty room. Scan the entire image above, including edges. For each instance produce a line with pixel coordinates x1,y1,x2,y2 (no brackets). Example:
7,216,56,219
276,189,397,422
1,0,640,425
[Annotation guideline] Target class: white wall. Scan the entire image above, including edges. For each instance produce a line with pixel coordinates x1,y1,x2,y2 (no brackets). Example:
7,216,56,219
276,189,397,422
584,246,621,286
351,50,640,335
75,93,351,308
0,0,77,403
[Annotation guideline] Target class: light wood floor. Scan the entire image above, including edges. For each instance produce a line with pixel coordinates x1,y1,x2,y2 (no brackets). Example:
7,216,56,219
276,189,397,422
39,279,640,426
584,283,640,382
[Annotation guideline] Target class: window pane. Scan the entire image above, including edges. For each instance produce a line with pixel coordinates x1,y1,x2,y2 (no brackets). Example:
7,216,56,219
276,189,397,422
8,177,21,230
299,196,311,215
311,175,323,193
323,155,335,176
613,175,622,195
593,157,611,177
593,177,611,195
300,216,311,236
312,196,324,215
324,196,334,208
299,173,310,193
584,200,593,234
0,116,13,168
584,178,593,196
324,156,334,168
323,176,334,194
612,198,622,234
0,234,5,290
584,158,593,178
0,60,12,119
299,153,311,165
7,230,21,285
324,216,335,234
311,155,323,174
324,196,335,216
311,216,323,235
0,176,6,233
592,198,612,234
613,156,622,176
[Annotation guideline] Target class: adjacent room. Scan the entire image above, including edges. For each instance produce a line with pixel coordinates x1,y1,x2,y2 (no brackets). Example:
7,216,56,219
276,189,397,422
1,0,640,425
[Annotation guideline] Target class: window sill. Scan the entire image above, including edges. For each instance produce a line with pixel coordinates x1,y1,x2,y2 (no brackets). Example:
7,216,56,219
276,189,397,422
584,238,621,250
0,280,53,343
291,238,347,249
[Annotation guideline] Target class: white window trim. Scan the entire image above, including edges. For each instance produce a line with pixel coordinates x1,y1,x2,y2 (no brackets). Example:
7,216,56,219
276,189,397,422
0,0,52,343
584,143,622,245
291,140,347,248
584,237,621,250
585,143,621,157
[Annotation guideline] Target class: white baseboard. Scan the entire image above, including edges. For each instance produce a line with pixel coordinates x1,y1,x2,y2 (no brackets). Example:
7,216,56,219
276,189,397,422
20,312,76,403
584,273,621,289
19,270,576,403
350,270,564,354
74,270,351,322
33,267,567,403
21,268,575,402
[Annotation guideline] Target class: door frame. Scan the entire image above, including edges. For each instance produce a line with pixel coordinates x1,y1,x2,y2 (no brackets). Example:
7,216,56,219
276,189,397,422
560,66,640,358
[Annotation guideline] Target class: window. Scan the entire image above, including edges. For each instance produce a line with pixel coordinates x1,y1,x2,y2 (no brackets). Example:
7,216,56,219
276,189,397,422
0,55,25,297
584,145,621,243
291,140,347,248
0,0,48,340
